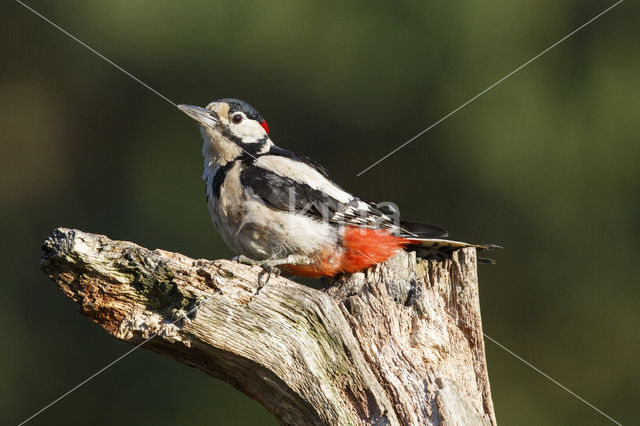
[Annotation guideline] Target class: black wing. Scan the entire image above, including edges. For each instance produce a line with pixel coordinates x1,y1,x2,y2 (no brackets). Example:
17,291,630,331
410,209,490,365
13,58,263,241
239,163,344,220
400,220,448,238
240,154,447,238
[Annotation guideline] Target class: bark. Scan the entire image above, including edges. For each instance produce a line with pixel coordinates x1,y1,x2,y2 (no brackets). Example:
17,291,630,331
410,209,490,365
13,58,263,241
41,228,496,426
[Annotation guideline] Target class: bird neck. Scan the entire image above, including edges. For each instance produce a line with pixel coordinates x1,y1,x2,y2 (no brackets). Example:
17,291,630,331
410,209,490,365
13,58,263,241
200,126,243,169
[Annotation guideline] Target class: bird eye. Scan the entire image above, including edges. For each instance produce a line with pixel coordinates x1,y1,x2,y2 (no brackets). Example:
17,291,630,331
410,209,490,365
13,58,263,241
232,114,243,124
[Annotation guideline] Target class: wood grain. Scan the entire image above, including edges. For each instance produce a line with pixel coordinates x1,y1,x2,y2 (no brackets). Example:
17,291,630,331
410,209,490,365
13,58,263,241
41,228,496,425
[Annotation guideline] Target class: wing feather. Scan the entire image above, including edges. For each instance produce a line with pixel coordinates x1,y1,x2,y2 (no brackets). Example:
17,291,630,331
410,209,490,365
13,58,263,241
240,153,446,238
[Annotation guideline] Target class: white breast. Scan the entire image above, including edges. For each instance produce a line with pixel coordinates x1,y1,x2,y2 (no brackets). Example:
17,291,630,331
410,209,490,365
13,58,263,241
206,161,337,261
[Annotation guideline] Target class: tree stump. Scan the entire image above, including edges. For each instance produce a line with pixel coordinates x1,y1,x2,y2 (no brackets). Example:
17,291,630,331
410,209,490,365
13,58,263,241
41,228,496,425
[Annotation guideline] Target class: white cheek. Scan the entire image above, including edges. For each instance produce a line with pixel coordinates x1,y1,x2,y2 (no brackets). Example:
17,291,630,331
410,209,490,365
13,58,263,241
232,121,266,142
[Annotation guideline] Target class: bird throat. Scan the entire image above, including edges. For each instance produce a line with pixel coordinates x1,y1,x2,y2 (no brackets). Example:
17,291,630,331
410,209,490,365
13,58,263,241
200,127,243,168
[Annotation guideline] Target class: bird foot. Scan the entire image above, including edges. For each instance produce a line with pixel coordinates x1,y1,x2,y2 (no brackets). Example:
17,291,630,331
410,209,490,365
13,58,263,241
231,255,282,286
231,254,260,266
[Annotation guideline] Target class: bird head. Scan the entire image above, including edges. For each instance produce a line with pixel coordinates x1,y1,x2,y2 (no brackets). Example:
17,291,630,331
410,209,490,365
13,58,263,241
179,98,272,163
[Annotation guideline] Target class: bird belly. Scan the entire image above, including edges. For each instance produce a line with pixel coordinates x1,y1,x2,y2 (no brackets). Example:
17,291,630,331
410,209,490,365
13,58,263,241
282,226,409,278
229,200,338,261
209,173,337,261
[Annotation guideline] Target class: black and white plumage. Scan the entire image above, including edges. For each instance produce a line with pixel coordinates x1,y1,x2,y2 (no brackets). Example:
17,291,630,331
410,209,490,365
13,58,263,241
179,99,497,277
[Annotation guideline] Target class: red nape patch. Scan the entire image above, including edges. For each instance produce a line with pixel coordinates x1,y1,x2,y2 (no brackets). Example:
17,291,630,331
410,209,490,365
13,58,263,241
260,120,270,135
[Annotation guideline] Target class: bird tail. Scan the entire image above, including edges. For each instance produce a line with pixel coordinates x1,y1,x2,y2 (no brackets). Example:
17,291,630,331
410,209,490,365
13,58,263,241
394,220,501,263
405,238,502,264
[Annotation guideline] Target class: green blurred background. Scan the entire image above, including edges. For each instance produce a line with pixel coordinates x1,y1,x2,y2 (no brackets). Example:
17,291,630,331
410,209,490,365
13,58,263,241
2,0,638,424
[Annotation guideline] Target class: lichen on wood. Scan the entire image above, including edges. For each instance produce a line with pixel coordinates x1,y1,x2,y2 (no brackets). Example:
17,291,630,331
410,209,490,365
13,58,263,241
41,227,496,425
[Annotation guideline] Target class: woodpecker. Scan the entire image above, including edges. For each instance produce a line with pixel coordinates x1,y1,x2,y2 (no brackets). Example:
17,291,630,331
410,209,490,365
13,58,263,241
178,98,497,278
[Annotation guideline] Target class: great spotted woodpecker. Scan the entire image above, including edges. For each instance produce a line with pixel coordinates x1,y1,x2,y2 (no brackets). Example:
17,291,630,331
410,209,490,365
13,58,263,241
179,98,497,278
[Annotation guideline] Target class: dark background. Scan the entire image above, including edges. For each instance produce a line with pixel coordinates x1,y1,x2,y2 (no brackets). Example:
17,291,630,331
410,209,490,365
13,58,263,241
2,1,638,425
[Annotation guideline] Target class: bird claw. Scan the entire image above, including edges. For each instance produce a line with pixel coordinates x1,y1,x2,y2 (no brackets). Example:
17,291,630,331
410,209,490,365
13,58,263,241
232,255,281,289
257,263,281,286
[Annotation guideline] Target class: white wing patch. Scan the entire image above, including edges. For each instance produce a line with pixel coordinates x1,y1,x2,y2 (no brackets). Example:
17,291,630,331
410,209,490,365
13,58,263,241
255,155,354,203
254,154,406,235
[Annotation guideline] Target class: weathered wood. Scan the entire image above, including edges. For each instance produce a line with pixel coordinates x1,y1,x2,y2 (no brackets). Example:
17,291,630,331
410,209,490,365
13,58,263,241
41,228,496,425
